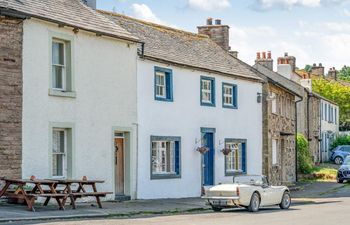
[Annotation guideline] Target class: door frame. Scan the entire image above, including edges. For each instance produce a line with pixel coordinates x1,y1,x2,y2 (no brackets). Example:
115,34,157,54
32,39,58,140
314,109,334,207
111,127,133,198
200,127,216,186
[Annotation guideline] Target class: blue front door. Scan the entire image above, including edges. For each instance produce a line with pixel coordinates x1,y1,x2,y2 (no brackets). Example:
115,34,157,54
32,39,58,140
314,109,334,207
203,132,214,186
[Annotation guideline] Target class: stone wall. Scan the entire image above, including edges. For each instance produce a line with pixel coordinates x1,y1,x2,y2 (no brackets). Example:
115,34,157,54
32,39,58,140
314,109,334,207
263,84,296,185
308,95,321,163
0,17,23,179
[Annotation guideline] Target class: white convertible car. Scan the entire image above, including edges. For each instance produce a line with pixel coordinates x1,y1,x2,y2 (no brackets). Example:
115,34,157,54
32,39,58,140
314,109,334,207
202,175,291,212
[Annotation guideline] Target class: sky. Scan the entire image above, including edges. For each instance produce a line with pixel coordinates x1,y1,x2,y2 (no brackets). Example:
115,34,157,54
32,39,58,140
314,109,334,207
97,0,350,71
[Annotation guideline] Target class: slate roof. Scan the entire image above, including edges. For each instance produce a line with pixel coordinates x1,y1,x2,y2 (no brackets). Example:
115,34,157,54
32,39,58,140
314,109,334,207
99,10,262,82
0,0,139,42
253,63,305,97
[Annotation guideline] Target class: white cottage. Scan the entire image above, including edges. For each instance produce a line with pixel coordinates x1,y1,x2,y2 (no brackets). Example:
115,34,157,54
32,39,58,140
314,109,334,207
0,0,140,200
103,12,264,199
320,98,339,161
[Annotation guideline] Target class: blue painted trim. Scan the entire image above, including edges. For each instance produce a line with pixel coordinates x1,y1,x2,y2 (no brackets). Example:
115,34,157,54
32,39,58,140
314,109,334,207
150,135,181,180
224,138,247,176
222,82,238,109
200,76,216,107
154,66,173,102
200,127,216,133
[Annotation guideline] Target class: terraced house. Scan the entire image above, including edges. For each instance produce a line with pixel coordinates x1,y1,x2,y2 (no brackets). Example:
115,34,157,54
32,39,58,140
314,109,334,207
102,12,264,199
0,0,140,200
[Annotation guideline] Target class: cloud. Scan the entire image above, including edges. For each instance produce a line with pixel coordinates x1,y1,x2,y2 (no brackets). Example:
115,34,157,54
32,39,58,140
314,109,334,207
252,0,349,10
187,0,231,11
131,3,163,24
344,8,350,16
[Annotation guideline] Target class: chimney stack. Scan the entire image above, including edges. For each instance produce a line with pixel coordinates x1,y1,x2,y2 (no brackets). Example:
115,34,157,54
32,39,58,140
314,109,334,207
255,51,273,71
198,18,230,51
277,52,296,72
327,67,337,80
311,63,325,78
82,0,96,9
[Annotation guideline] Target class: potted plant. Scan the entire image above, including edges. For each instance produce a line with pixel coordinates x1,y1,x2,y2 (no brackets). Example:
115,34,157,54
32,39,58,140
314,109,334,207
221,148,232,155
196,146,209,154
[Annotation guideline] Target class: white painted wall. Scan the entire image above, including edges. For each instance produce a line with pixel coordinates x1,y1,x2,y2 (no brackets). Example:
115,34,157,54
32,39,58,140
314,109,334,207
136,59,263,199
21,19,138,199
320,99,339,161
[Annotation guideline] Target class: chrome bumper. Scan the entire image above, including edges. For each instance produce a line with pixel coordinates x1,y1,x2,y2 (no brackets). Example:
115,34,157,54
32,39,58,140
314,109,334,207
202,196,240,200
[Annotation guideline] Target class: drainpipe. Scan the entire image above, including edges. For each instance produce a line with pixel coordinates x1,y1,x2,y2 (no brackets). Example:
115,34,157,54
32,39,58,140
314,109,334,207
295,97,303,183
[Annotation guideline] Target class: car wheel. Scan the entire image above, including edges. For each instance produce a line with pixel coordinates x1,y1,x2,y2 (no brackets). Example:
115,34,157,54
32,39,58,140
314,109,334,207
337,177,344,183
248,192,260,212
335,156,343,165
211,206,222,212
279,191,291,210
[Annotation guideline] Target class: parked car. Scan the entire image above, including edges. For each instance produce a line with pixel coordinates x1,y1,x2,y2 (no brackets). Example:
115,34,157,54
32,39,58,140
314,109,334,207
202,175,291,212
337,156,350,183
330,145,350,165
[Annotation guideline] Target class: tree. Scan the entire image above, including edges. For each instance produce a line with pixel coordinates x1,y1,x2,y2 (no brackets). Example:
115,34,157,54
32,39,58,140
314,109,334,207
312,78,350,130
338,66,350,81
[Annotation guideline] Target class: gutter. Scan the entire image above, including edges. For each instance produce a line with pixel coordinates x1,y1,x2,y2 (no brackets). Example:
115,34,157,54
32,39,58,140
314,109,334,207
0,8,30,19
295,97,303,183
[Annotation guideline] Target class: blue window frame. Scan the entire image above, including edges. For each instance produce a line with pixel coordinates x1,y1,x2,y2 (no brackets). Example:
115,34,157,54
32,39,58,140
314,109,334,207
222,82,237,109
150,136,181,179
224,139,247,176
200,76,215,107
154,67,173,102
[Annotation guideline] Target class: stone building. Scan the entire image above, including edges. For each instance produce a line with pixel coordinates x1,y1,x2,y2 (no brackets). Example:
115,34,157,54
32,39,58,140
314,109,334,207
254,57,304,185
0,16,24,179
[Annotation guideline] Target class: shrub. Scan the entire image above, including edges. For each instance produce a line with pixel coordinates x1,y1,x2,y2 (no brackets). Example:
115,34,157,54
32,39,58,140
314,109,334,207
330,134,350,150
297,133,314,174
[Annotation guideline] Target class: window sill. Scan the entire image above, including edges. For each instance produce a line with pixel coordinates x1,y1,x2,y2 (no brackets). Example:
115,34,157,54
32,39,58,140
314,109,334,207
225,171,246,177
223,104,238,109
151,174,181,180
201,102,216,107
155,97,173,102
49,89,76,98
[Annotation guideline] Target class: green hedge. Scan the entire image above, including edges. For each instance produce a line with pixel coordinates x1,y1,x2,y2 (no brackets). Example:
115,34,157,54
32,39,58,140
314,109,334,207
297,133,313,174
330,135,350,150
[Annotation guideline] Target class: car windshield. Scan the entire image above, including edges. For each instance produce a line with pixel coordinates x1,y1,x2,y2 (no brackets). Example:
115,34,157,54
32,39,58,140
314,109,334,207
343,158,350,165
233,175,262,185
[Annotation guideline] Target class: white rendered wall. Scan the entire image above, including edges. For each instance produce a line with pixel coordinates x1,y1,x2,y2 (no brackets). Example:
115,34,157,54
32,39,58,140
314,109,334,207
21,19,138,199
136,59,263,199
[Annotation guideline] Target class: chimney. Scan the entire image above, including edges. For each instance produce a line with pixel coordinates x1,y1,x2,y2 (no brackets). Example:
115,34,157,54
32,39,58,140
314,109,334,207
198,18,230,51
277,52,296,72
255,51,273,71
311,63,325,78
327,67,337,80
82,0,96,9
277,52,296,80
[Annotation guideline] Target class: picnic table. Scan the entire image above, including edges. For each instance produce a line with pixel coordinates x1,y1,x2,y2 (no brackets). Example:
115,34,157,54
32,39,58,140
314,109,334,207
0,178,66,211
46,179,112,209
0,178,112,211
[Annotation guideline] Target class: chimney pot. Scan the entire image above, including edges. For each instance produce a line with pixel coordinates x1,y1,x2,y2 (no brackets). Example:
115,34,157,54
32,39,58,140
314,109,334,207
313,63,317,66
215,19,221,25
257,52,261,59
207,18,213,25
319,63,322,67
262,52,266,59
284,52,288,57
267,51,272,59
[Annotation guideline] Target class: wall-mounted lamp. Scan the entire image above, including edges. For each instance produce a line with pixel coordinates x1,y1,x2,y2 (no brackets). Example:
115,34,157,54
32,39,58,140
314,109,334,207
257,92,262,103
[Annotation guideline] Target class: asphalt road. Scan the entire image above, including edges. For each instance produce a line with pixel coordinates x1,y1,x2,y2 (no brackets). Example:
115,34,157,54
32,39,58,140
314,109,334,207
37,196,350,225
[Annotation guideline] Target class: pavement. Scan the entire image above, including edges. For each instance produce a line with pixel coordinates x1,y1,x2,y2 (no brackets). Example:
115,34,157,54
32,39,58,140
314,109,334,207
0,181,349,224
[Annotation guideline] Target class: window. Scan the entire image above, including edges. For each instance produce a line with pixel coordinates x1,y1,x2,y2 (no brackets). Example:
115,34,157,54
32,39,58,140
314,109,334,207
335,108,338,124
50,35,74,97
151,136,180,179
201,76,215,107
52,129,67,177
52,40,66,90
321,102,324,120
222,83,237,109
225,139,246,176
271,92,277,114
272,139,278,165
154,67,173,102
